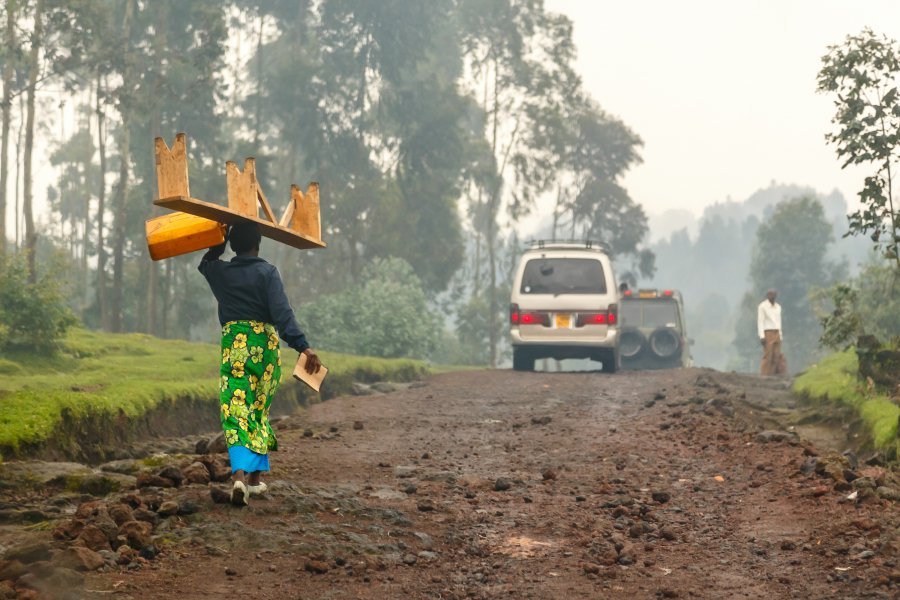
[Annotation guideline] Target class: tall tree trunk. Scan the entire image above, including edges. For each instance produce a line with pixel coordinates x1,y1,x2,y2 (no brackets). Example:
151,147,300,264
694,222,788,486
253,12,263,147
96,73,109,329
23,0,44,282
146,0,168,335
14,92,22,247
0,0,16,254
110,0,135,332
487,59,501,368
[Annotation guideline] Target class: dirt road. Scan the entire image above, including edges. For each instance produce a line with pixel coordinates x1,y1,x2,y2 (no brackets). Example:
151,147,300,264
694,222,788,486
25,369,900,598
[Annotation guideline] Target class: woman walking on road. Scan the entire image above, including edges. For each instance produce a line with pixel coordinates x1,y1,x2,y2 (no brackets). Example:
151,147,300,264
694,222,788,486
199,221,321,506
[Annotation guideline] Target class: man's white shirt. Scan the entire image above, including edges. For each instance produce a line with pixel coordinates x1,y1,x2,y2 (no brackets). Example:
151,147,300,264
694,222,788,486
757,300,782,340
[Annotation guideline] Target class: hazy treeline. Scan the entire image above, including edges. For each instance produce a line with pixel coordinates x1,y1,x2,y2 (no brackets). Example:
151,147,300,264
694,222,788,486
0,0,651,364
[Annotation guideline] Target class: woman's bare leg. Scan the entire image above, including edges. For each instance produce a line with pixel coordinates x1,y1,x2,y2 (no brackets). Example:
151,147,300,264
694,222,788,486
233,469,246,484
248,471,261,486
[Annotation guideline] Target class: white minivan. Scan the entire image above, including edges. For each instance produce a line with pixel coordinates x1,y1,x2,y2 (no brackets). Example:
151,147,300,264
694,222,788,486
509,241,620,372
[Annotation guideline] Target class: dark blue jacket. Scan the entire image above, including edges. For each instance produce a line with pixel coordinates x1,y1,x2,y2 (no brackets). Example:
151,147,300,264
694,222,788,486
199,250,309,353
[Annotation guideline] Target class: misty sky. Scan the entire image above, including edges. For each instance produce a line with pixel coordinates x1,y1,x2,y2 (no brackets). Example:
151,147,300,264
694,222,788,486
541,0,900,226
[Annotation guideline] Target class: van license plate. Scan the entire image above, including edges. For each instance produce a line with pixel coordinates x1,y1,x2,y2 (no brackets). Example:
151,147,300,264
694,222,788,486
555,313,571,328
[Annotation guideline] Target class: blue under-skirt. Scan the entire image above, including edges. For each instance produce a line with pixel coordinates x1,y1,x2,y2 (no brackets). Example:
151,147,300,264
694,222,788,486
228,445,270,474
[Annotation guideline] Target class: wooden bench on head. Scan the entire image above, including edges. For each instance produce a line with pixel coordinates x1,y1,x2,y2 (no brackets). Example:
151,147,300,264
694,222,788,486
146,132,325,261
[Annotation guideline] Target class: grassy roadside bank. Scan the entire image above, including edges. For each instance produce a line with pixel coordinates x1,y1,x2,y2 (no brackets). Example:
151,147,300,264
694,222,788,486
0,328,430,460
794,349,899,459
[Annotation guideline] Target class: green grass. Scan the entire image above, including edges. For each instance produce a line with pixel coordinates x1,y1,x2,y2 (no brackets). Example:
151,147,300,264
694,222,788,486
794,349,899,455
0,328,430,456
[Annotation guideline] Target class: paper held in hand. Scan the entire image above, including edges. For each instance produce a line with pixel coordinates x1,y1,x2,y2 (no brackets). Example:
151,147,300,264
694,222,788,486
293,352,328,392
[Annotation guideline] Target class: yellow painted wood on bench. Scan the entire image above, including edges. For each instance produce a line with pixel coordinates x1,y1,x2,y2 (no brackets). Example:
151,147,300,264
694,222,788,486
145,211,226,261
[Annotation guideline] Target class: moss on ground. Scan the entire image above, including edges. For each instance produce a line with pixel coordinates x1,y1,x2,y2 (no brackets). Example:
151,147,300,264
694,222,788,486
0,328,430,457
794,349,899,457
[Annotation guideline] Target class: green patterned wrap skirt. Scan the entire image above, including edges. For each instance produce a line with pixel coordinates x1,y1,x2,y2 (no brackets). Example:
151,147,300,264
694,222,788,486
219,320,282,457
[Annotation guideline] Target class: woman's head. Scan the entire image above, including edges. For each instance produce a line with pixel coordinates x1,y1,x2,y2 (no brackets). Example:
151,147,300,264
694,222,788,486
230,221,262,255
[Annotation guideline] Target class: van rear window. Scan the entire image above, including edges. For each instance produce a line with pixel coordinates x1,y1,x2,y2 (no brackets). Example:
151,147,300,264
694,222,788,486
520,258,607,295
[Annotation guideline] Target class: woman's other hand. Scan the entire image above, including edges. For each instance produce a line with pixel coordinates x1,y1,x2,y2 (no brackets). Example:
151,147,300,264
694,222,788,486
303,349,322,374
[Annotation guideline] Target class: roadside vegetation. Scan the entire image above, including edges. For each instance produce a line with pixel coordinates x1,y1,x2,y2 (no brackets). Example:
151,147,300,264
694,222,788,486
794,350,899,458
0,328,429,459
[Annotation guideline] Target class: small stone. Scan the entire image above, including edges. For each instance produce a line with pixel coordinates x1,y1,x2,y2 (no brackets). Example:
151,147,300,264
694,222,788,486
225,566,238,576
493,478,512,492
118,520,152,550
809,485,830,497
139,545,159,560
856,550,876,560
417,551,438,561
651,490,671,504
417,500,435,512
0,559,27,581
780,540,796,551
183,462,211,485
403,484,417,495
755,430,793,443
659,528,677,541
210,487,231,504
575,495,587,502
329,426,339,433
303,429,314,438
583,563,601,574
353,421,364,430
156,466,184,487
178,499,200,515
207,432,227,454
51,547,105,572
402,553,418,565
133,507,160,526
541,467,558,481
136,473,175,489
394,465,418,478
875,486,900,501
116,545,137,565
413,532,434,549
464,490,477,499
531,416,552,426
157,501,179,517
107,503,135,527
305,560,330,574
523,495,533,503
3,541,52,564
77,524,112,552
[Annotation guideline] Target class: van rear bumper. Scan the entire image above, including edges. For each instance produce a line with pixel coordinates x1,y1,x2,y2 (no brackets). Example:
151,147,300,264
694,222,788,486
511,330,618,360
511,329,618,347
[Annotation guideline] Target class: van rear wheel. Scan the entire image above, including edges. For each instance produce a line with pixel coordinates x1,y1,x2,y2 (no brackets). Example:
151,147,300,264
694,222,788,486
512,348,534,372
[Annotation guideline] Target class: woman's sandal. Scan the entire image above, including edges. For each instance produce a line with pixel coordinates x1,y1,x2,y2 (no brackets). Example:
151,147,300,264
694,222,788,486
248,482,268,496
230,480,249,506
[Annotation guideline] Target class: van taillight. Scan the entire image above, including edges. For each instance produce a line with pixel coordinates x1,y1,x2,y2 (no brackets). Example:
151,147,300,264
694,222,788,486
576,305,618,327
511,304,549,326
510,304,520,325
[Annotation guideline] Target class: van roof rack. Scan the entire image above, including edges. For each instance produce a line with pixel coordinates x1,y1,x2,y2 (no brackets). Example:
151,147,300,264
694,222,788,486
526,239,611,252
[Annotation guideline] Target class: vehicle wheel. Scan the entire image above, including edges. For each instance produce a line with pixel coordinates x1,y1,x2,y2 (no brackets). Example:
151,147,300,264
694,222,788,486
512,348,534,372
649,328,681,359
619,328,645,359
601,349,619,373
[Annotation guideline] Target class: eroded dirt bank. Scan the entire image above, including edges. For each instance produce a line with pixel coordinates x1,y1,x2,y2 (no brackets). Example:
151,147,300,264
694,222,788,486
3,368,898,599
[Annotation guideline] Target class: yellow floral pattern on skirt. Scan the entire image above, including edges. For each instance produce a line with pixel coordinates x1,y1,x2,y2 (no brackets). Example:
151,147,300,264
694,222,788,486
220,320,282,454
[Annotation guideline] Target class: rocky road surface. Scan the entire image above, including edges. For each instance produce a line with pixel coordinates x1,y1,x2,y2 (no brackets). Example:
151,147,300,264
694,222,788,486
1,368,898,599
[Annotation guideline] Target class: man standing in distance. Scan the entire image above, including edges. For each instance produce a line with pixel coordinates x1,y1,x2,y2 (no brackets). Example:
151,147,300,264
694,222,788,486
758,288,786,376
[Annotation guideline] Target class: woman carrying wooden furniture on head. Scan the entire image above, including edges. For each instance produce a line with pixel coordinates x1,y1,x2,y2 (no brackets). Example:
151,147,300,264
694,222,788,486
199,221,321,506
